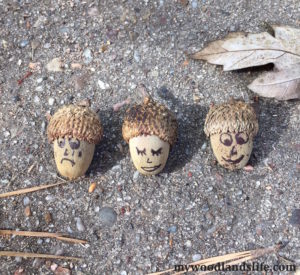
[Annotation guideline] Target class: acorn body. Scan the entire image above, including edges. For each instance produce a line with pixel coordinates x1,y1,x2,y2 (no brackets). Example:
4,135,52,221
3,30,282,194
54,138,95,180
204,100,258,170
122,97,177,175
47,105,103,180
210,132,253,170
129,135,170,175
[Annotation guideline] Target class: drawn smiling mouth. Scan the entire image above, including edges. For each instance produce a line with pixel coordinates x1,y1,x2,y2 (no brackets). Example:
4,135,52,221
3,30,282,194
141,164,162,172
61,158,75,167
222,155,244,164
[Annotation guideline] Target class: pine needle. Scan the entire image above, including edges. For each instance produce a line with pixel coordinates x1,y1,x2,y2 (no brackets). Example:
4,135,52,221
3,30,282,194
0,251,81,261
0,230,87,244
0,182,66,198
147,244,280,275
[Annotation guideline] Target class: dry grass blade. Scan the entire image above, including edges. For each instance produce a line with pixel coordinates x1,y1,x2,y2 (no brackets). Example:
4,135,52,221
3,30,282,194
0,182,66,198
0,251,81,261
0,230,87,244
147,244,280,275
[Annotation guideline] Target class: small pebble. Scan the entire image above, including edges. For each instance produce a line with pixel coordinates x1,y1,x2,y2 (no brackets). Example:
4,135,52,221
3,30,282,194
167,225,177,233
88,182,97,193
112,164,121,171
54,266,71,275
35,86,43,92
15,256,22,263
191,0,198,8
201,142,207,151
44,212,52,224
289,209,300,226
48,97,55,106
37,239,43,244
120,271,127,275
51,263,58,271
99,207,117,226
192,254,201,261
19,40,29,48
41,121,46,132
23,197,30,206
185,240,192,247
13,95,21,102
24,206,31,217
32,258,43,268
76,217,85,231
45,195,55,202
98,80,110,90
36,77,43,84
83,48,93,64
3,130,10,138
133,50,140,62
34,95,40,104
133,170,139,181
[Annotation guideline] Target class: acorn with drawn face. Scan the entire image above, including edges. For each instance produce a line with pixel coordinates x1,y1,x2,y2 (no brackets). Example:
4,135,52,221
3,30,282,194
47,105,103,180
204,100,258,170
122,97,178,175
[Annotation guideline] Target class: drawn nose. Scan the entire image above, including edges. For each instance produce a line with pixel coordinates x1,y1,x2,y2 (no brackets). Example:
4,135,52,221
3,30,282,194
64,149,68,156
230,146,237,157
147,158,152,163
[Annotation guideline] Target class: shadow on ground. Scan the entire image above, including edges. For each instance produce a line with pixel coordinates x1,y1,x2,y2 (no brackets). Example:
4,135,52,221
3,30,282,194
250,99,292,166
88,108,126,175
156,87,209,173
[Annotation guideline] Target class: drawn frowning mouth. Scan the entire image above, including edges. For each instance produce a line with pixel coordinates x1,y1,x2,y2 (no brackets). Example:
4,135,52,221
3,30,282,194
61,158,75,167
222,155,244,164
141,164,162,172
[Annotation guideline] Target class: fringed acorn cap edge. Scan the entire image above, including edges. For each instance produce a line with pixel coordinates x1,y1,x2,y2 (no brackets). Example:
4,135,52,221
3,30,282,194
204,100,258,138
122,97,178,146
47,105,103,144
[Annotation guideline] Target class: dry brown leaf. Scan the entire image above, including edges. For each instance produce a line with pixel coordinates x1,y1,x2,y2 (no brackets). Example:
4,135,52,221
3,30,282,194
190,25,300,100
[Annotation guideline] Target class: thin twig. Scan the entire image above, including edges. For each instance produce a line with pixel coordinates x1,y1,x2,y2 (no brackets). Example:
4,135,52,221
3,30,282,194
0,230,87,244
0,182,66,198
147,244,280,275
0,251,82,261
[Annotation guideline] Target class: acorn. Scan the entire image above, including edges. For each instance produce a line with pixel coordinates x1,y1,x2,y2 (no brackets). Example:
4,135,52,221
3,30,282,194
204,100,258,170
122,97,178,175
47,105,103,179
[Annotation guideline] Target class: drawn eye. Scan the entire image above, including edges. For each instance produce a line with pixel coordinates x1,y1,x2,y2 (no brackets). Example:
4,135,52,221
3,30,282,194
151,148,162,156
69,138,80,150
58,138,65,148
136,147,146,156
235,132,249,145
220,133,233,146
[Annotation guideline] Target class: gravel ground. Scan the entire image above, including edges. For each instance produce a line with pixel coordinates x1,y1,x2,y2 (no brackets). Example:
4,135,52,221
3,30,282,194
0,0,299,274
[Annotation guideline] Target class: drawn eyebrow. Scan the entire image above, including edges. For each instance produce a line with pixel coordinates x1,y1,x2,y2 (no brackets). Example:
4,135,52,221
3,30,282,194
151,148,162,156
136,147,146,155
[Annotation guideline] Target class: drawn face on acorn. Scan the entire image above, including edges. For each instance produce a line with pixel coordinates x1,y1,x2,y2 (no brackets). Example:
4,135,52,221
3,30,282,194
122,97,178,176
53,137,95,180
210,132,253,170
129,135,170,175
47,105,103,180
204,100,258,170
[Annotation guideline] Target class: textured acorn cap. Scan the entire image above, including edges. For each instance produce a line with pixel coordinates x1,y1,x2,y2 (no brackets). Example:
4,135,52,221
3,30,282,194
122,97,178,146
204,100,258,138
47,105,103,144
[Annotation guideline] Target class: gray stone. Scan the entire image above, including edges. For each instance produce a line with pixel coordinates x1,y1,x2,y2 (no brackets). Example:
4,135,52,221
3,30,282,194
99,207,117,227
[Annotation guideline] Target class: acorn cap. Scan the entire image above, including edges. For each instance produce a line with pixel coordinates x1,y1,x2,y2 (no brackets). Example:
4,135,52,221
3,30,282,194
204,100,258,138
122,97,178,146
47,105,103,144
